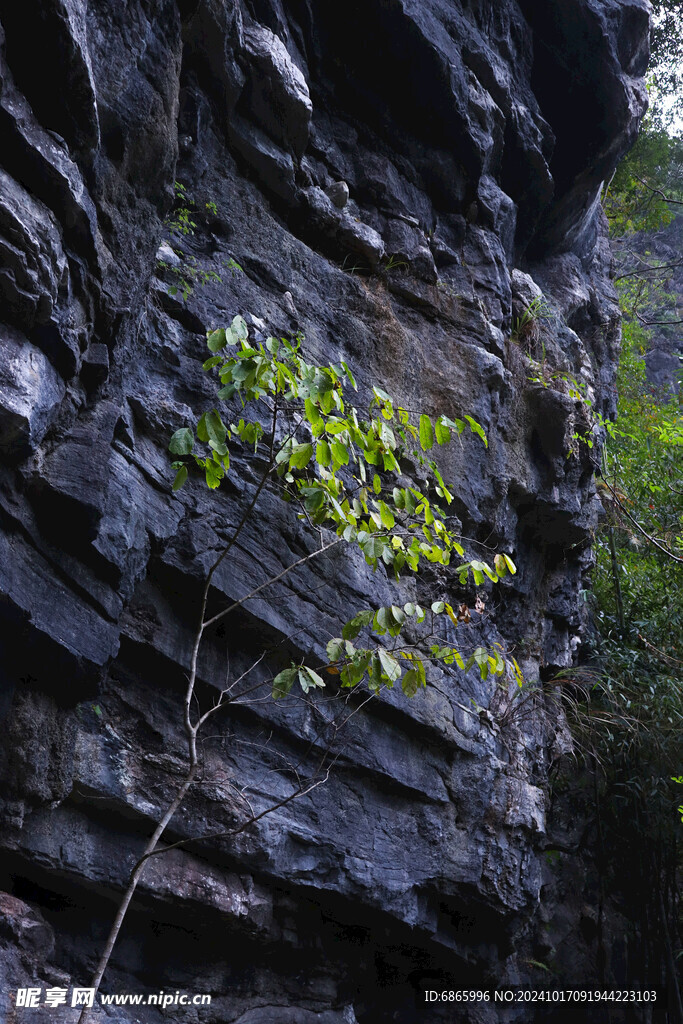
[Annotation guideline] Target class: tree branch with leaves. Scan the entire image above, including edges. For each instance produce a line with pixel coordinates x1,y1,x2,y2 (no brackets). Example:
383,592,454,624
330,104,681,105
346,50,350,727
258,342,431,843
78,316,520,1019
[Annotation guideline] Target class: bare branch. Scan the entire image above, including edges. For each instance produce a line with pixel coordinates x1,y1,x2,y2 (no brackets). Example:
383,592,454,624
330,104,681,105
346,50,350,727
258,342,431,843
599,475,683,564
634,175,683,207
142,769,334,862
635,312,683,326
202,537,344,631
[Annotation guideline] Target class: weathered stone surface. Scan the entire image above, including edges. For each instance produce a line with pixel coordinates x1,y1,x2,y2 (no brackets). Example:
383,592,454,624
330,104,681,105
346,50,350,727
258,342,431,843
0,0,652,1021
241,23,312,160
0,326,65,458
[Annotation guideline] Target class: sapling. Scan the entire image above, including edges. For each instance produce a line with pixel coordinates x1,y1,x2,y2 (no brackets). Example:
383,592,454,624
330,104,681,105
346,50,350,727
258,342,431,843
78,317,519,1019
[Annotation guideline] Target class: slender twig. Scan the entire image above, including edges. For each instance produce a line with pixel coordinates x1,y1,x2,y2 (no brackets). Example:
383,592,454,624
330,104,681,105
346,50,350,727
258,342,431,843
600,475,683,563
121,768,332,865
634,175,683,207
635,312,683,326
202,538,343,631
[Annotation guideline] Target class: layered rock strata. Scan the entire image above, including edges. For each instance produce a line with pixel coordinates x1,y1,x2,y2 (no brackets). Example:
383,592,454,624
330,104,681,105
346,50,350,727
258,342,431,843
0,1,650,1021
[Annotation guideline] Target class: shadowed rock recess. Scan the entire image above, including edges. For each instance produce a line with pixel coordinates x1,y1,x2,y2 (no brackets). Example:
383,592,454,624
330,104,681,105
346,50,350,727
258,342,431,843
0,1,650,1022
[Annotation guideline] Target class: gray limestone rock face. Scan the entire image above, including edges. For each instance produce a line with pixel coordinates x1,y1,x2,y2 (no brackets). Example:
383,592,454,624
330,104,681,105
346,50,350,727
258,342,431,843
325,181,350,210
0,0,653,1021
0,327,65,458
241,23,313,160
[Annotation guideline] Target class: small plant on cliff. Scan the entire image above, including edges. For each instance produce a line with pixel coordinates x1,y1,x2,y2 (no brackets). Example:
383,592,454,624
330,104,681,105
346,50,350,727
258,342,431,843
156,181,242,301
510,296,551,347
77,318,519,1018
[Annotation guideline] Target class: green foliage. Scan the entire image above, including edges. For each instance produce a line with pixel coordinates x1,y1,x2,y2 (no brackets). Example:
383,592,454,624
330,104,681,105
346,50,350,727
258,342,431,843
510,296,552,344
157,181,242,301
603,129,683,236
170,317,519,700
649,0,683,130
574,61,683,944
578,209,683,878
598,292,683,563
383,254,409,272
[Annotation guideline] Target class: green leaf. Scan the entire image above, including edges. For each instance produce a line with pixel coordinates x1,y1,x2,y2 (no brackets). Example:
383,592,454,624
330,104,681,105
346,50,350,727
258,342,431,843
431,601,445,614
419,414,434,451
434,417,451,445
205,462,222,489
341,653,370,688
472,559,498,583
232,314,248,341
169,428,194,455
503,554,517,575
196,413,209,443
327,638,345,663
298,666,326,693
290,443,314,469
401,668,420,697
430,462,453,504
373,474,382,495
305,398,324,434
465,415,488,447
205,409,227,446
300,486,325,512
374,606,392,633
331,440,349,465
272,667,297,699
172,465,188,491
378,500,395,529
378,649,401,683
207,329,227,352
316,440,332,467
341,361,357,389
203,355,223,371
342,609,374,641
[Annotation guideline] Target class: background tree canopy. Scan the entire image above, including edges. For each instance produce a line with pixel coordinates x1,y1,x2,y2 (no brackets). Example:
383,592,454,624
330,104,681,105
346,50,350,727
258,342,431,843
650,0,683,127
559,1,683,1001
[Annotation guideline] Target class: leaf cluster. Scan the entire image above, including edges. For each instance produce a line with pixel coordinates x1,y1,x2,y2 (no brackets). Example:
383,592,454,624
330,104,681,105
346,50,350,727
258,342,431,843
170,318,503,581
169,316,519,702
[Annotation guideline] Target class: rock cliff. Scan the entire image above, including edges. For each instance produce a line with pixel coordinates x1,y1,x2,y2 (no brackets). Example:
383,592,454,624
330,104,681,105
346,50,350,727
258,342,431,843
615,211,683,393
0,1,651,1021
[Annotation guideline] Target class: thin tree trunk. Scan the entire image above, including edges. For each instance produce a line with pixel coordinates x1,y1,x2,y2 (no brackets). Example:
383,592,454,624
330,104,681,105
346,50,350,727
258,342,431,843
77,758,198,1024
